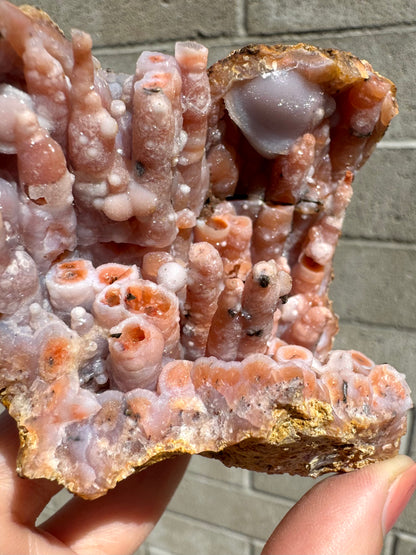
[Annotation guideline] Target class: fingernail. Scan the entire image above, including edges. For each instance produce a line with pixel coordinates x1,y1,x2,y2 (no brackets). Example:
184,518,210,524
382,459,416,535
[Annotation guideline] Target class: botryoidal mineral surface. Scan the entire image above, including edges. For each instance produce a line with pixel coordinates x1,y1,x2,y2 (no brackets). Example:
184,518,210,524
0,1,412,498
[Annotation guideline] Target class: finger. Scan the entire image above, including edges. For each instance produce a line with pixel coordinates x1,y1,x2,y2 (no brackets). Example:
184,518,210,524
41,454,190,555
0,411,62,526
262,455,416,555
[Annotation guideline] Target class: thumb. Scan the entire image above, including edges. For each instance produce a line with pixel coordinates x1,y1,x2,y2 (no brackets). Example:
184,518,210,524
262,455,416,555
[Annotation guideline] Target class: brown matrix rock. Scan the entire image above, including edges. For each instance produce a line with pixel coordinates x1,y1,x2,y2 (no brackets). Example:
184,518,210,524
0,1,411,498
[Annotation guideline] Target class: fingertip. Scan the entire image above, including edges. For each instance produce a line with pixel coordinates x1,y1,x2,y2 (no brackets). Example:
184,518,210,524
373,454,415,482
262,456,416,555
382,457,416,535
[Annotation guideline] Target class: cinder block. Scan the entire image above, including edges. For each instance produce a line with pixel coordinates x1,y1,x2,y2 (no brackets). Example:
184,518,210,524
206,41,250,67
146,511,251,555
8,0,241,47
342,148,416,243
407,414,416,460
36,488,73,525
95,39,253,75
394,493,416,537
145,547,171,555
247,0,415,34
189,455,249,486
394,533,416,555
330,241,416,329
252,539,266,555
383,532,396,555
95,46,172,75
132,544,149,555
167,473,291,541
252,472,323,502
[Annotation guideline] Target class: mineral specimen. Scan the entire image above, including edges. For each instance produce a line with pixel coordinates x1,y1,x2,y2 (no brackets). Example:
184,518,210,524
0,1,411,499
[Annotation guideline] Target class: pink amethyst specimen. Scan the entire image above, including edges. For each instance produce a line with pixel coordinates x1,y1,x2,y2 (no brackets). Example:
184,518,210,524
0,1,412,499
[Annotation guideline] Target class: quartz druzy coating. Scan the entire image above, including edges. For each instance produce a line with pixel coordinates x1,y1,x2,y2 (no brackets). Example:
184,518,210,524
0,1,411,498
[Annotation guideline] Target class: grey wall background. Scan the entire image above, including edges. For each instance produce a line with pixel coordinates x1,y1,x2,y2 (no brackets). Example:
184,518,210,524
8,0,416,553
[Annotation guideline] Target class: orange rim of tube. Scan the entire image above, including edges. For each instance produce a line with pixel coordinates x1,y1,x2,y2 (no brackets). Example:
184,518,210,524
124,284,171,316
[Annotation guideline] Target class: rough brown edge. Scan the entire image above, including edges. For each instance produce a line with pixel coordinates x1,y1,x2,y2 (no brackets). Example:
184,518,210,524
208,42,395,95
18,4,66,36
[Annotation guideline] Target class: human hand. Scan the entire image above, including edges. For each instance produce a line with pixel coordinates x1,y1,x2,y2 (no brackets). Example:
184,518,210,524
0,411,189,555
262,453,416,555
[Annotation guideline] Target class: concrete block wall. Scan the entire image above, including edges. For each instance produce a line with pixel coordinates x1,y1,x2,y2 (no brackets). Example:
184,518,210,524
9,0,415,553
